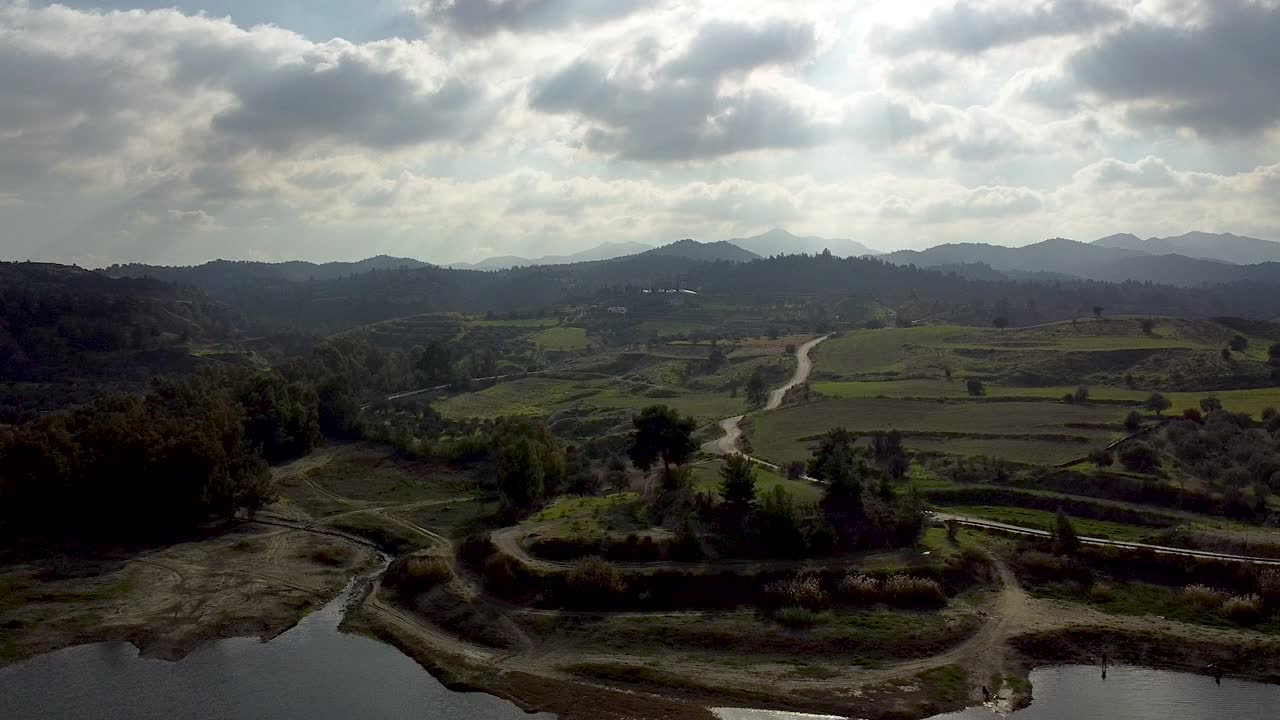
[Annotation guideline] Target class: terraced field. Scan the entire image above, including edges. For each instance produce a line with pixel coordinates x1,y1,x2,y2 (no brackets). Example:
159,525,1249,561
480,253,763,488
747,397,1126,466
813,318,1278,392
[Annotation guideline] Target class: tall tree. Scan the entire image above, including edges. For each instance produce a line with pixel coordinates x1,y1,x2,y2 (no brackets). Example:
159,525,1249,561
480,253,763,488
497,438,545,512
718,455,758,511
628,405,697,476
746,368,769,408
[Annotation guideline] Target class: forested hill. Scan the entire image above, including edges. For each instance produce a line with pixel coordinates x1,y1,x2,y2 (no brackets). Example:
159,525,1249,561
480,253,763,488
87,251,1280,334
105,255,430,291
0,262,243,392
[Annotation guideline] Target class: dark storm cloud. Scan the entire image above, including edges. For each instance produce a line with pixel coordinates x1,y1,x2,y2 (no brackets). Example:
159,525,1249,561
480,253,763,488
529,19,867,161
418,0,649,36
875,0,1124,56
1066,0,1280,137
212,56,488,152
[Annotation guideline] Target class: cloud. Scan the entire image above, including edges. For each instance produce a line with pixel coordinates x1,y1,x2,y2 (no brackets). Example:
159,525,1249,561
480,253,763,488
882,185,1045,224
663,19,816,79
415,0,649,37
875,0,1125,56
0,3,490,192
530,18,836,161
1065,0,1280,137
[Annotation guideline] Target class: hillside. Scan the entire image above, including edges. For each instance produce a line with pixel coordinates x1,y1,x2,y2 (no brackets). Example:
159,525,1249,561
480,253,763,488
727,228,882,258
449,241,653,271
638,239,761,263
882,238,1280,286
1094,231,1280,265
106,255,431,290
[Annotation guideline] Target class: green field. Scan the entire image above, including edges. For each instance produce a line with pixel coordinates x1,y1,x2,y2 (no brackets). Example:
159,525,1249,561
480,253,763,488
813,319,1276,393
533,326,593,351
465,316,560,328
810,381,1280,418
945,505,1154,542
691,460,824,504
748,397,1124,466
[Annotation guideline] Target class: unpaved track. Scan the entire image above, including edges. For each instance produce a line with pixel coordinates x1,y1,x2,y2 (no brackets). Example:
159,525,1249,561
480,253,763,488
702,335,828,456
934,512,1280,566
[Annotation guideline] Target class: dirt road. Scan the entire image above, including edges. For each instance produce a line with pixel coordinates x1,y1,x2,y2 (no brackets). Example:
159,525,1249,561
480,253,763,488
702,335,828,456
934,512,1280,566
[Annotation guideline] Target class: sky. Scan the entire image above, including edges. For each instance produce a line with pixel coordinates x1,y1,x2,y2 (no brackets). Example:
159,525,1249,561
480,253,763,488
1,0,1278,266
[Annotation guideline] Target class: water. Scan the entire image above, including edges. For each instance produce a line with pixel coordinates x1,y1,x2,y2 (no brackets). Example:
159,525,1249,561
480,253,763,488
932,664,1280,720
0,571,553,720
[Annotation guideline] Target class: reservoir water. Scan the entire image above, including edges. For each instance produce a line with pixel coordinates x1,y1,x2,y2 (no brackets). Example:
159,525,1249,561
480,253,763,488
0,573,552,720
2,575,1276,720
931,664,1280,720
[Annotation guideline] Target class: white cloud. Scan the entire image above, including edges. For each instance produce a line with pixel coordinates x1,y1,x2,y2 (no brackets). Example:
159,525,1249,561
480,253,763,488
0,0,1278,266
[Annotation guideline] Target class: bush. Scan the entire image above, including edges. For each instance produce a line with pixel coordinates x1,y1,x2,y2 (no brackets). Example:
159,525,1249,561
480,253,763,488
835,574,881,605
1119,443,1159,474
882,574,946,608
1088,582,1115,603
1260,569,1280,607
385,555,453,594
566,556,627,607
773,606,821,628
1223,593,1265,624
763,572,829,610
1182,584,1227,609
966,379,985,397
1124,411,1143,432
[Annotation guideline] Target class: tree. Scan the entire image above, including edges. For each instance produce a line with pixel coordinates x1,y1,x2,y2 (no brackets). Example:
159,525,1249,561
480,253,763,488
498,438,545,512
718,455,757,511
606,454,629,491
1074,386,1090,403
1230,334,1249,352
1051,509,1080,556
993,316,1009,330
1200,396,1223,415
1144,393,1171,415
786,460,807,480
707,346,726,372
1087,448,1114,468
1124,410,1143,431
966,379,985,397
1140,318,1156,335
1092,306,1104,321
785,343,797,355
628,405,697,476
746,369,769,408
1119,442,1159,474
755,485,805,557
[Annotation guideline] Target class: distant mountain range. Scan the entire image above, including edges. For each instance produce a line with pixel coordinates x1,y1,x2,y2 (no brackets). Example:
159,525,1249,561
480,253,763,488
727,228,882,258
105,229,1280,290
638,239,761,263
879,232,1280,286
1093,232,1280,265
445,242,653,271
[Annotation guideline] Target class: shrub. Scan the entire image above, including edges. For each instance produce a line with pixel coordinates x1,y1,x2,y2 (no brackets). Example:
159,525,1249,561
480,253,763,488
566,556,626,607
1259,569,1280,607
1088,582,1115,603
836,574,881,604
773,606,821,628
763,572,829,610
882,574,946,608
1182,584,1227,608
966,379,985,397
1223,593,1265,624
1119,443,1159,474
404,556,453,588
1124,410,1143,432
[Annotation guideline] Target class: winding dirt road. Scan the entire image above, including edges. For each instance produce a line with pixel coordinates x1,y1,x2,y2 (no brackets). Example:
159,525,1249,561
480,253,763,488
702,335,828,457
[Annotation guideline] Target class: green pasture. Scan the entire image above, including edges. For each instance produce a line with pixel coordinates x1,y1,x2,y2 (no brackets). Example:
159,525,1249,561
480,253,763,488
533,326,593,351
691,460,824,505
